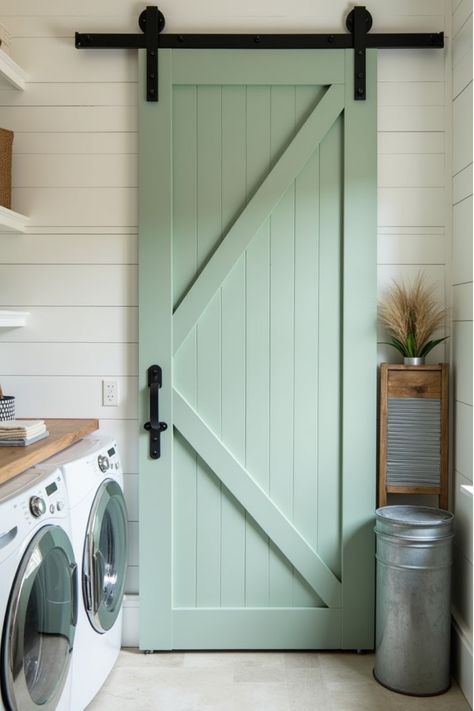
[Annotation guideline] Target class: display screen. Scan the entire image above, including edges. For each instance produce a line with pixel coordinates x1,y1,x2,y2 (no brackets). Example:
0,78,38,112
45,482,58,496
107,447,115,457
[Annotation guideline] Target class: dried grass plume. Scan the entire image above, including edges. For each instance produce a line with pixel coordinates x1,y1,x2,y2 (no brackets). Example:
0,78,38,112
379,274,447,358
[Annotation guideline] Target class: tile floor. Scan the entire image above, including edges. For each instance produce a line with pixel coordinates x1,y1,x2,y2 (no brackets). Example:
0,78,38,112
88,649,470,711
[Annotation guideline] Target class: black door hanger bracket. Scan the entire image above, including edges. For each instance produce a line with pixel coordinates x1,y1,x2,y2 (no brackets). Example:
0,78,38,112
76,6,164,101
76,7,443,101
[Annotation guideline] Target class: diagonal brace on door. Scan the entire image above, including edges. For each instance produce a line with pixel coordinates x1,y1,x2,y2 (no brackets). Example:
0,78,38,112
173,83,344,354
173,389,342,609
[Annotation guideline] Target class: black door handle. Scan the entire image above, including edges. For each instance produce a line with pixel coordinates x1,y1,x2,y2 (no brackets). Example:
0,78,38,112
144,365,168,459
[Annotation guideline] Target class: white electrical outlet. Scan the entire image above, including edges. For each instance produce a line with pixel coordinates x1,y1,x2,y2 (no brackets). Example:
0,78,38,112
102,380,118,407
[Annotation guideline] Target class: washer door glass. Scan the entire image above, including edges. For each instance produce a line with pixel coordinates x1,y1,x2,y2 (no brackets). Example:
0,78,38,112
1,525,77,711
83,479,128,633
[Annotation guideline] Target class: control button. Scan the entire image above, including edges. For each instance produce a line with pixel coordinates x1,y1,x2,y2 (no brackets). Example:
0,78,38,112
30,496,46,518
98,455,110,473
115,463,119,470
50,504,55,514
56,500,64,512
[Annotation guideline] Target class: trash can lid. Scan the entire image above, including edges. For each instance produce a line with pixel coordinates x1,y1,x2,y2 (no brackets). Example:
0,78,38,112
375,505,453,527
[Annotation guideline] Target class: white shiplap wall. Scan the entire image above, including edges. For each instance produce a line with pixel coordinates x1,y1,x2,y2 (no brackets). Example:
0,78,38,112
0,0,451,624
451,0,473,705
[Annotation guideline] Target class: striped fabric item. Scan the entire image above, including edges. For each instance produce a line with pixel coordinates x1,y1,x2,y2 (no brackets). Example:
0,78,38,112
386,398,441,487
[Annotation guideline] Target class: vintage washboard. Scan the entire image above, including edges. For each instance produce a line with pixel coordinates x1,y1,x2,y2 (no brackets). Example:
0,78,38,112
378,363,448,509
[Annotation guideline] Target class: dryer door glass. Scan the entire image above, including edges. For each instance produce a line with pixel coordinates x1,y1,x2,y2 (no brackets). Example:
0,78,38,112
1,525,77,711
84,479,128,633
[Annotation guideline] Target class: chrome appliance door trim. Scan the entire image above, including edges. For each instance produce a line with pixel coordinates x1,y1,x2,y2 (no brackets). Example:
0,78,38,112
83,479,128,633
1,525,77,711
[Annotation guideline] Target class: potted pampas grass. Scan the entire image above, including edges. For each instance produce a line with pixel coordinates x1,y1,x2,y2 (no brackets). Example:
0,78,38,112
379,274,448,365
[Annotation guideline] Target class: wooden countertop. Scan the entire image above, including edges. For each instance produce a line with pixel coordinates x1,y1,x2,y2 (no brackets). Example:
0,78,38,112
0,419,99,486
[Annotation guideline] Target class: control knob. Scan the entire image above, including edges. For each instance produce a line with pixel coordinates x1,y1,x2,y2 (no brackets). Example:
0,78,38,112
98,455,110,473
30,496,46,518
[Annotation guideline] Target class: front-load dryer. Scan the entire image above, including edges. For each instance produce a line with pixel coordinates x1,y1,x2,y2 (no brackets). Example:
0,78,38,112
39,436,128,711
0,466,76,711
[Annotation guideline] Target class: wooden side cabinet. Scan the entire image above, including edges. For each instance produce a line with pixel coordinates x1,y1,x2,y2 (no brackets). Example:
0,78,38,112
378,363,448,509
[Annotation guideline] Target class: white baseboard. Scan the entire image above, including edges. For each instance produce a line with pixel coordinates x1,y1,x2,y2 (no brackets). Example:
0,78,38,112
122,594,139,647
452,615,473,708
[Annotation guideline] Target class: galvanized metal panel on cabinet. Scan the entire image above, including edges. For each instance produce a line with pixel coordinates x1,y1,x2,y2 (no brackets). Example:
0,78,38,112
378,363,449,509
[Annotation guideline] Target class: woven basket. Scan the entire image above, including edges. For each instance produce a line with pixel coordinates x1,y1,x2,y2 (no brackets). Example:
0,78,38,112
0,396,15,421
0,128,13,209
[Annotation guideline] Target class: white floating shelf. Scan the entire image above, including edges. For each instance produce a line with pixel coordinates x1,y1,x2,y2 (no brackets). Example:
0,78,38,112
0,48,28,90
0,310,29,327
0,205,29,233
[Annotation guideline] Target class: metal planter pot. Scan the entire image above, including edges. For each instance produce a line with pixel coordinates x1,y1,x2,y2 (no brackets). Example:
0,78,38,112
403,357,426,366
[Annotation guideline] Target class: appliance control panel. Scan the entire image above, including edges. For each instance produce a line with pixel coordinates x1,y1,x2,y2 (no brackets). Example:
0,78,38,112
96,442,121,477
0,470,68,560
23,471,67,523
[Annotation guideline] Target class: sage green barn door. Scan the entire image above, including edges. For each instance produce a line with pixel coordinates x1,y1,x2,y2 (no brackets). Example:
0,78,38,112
139,48,377,651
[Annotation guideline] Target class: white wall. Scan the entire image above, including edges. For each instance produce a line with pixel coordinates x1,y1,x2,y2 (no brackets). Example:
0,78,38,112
0,0,454,650
451,0,473,704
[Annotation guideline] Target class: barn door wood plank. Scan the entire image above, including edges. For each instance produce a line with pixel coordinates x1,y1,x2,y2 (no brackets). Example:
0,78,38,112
173,83,344,353
174,389,342,608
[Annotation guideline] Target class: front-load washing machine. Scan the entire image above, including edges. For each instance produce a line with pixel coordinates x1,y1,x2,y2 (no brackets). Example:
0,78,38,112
40,436,128,711
0,466,77,711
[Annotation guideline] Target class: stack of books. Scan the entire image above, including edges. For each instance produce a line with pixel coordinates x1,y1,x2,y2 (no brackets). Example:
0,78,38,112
0,420,49,447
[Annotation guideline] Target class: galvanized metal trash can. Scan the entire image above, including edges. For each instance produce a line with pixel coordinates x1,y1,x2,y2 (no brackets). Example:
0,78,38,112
374,506,454,696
